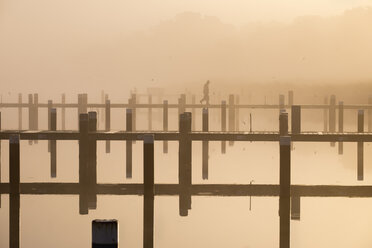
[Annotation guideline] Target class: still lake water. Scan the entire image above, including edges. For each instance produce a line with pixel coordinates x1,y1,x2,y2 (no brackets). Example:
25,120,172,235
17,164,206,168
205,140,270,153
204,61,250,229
1,106,372,247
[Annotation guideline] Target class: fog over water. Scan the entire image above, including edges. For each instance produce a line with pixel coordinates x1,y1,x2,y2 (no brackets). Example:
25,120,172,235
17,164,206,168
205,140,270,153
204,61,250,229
1,1,372,247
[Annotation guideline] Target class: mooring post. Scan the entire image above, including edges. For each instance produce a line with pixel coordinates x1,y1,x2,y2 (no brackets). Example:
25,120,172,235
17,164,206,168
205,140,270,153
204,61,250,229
329,95,336,147
279,94,285,113
179,112,192,216
357,110,364,181
33,93,39,144
236,94,240,131
291,106,301,134
143,134,154,248
192,95,196,131
163,100,168,153
288,90,294,107
368,96,372,132
126,109,133,178
279,136,291,248
79,113,89,215
88,112,97,209
280,112,289,136
10,134,20,248
323,96,328,132
92,220,118,248
50,108,57,178
105,98,111,153
62,93,66,130
202,108,209,180
338,101,344,155
148,94,152,131
221,100,227,154
18,93,22,130
291,196,300,221
228,94,235,146
48,100,53,153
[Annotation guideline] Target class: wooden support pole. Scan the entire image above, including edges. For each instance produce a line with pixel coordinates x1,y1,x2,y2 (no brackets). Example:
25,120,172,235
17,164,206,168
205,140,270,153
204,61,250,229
105,98,111,153
88,112,97,209
291,196,300,221
48,100,53,153
33,93,39,144
368,96,372,132
338,101,344,155
18,93,22,130
10,134,20,248
202,108,209,180
280,136,291,248
324,96,328,132
28,94,33,145
178,94,186,123
131,93,137,132
148,95,152,131
50,108,57,178
82,93,88,113
92,220,118,248
357,110,364,181
163,100,168,154
79,113,89,215
143,134,154,248
221,101,226,154
179,112,192,216
279,94,285,112
126,109,133,178
62,93,66,130
291,106,301,134
228,94,235,146
329,95,336,147
192,95,196,131
236,94,240,131
78,94,82,126
280,112,289,136
288,90,294,106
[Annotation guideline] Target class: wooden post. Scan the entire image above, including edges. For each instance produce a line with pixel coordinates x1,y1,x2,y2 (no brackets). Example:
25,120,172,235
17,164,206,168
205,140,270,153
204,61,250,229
202,108,209,180
101,90,105,124
357,110,364,181
291,106,301,134
18,93,22,130
221,101,226,154
143,134,154,248
48,100,53,153
323,96,328,132
78,94,82,126
62,93,66,130
178,94,186,123
79,113,89,215
131,93,137,132
291,196,300,221
163,100,168,153
10,134,20,248
236,94,240,131
88,112,97,209
279,136,291,248
148,95,152,131
279,94,285,112
33,93,39,131
368,96,372,132
280,112,288,136
82,93,88,113
288,90,294,106
228,94,235,146
50,108,57,178
105,98,111,153
329,95,336,147
28,94,33,145
92,220,118,248
126,109,133,178
179,112,192,216
192,95,196,131
338,101,344,155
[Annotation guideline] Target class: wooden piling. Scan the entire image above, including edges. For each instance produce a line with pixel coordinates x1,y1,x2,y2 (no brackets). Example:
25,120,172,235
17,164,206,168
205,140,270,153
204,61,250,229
78,94,82,126
202,108,209,180
279,136,291,248
105,99,111,153
143,134,154,248
28,94,33,145
288,91,294,106
62,93,66,130
88,112,97,209
82,93,88,113
179,112,192,216
236,95,240,131
291,196,300,221
131,93,137,132
279,94,285,112
18,93,22,130
163,100,168,153
221,100,227,154
329,95,336,147
48,100,53,153
192,95,196,131
280,112,288,136
291,106,301,134
357,110,364,181
228,94,235,146
50,108,57,178
33,93,39,143
79,113,89,215
148,95,152,131
126,109,133,178
92,220,118,248
338,101,344,155
323,96,328,132
10,134,20,248
178,94,186,123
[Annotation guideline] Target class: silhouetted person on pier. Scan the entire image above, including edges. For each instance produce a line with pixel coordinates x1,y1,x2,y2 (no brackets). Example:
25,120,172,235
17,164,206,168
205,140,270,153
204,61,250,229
200,80,210,105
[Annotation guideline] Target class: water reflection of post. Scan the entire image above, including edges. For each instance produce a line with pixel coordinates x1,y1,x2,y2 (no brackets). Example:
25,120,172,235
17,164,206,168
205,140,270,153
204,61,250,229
357,110,364,181
126,109,133,178
202,108,209,180
179,112,192,216
163,100,168,153
10,134,20,248
143,134,154,248
280,135,291,248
